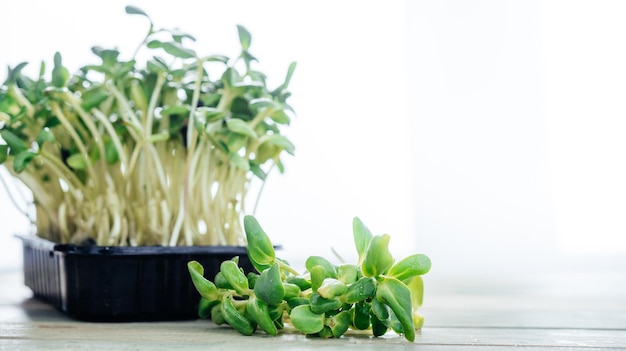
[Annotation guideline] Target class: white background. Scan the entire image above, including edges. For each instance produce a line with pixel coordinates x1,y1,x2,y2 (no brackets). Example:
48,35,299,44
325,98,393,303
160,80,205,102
1,1,625,276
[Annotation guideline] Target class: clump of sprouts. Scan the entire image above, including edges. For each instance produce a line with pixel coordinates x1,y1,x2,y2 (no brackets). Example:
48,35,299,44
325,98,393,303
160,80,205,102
0,6,296,246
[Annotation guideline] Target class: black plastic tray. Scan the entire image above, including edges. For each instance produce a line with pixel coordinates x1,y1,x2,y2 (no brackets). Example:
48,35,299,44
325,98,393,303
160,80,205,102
19,235,253,321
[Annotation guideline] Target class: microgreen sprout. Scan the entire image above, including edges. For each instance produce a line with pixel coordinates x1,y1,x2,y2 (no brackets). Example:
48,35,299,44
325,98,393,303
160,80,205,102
0,6,296,246
188,215,432,342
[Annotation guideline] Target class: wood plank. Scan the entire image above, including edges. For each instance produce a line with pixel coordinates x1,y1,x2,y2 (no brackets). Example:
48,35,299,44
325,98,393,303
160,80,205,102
3,267,626,350
2,320,625,350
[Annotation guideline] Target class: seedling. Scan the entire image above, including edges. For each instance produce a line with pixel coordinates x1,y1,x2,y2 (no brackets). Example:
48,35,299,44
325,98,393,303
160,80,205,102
189,215,431,342
0,6,296,246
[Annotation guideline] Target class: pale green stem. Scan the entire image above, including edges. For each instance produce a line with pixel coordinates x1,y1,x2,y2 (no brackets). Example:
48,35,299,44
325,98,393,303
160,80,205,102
248,107,274,129
144,72,165,138
178,59,205,246
105,81,143,138
168,191,185,246
91,109,130,170
145,143,169,198
61,91,107,170
50,102,99,188
7,85,34,118
39,150,86,195
252,163,273,215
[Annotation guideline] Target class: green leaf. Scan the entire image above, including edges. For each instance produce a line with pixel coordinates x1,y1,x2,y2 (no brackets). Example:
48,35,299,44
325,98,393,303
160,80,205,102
376,277,415,342
269,110,291,125
226,118,257,138
249,162,266,180
342,277,376,304
52,52,69,88
221,67,236,89
388,254,431,282
370,297,389,321
305,256,337,279
91,47,120,68
353,217,373,265
0,145,8,164
45,117,61,128
318,326,333,339
237,25,252,51
1,130,28,154
146,40,163,49
309,265,326,293
254,263,284,306
350,301,370,330
244,215,276,272
161,105,189,116
286,276,311,291
211,304,226,325
162,41,196,59
233,81,264,90
187,261,219,302
282,282,301,300
125,5,150,19
171,29,196,43
336,264,358,285
36,128,55,147
250,97,277,110
6,62,28,84
129,80,147,111
309,292,341,314
221,297,255,336
287,296,309,309
247,272,259,289
413,311,424,330
255,142,278,164
276,158,285,173
229,152,249,171
283,61,297,89
263,135,295,155
241,50,258,63
104,140,119,164
220,259,249,295
407,276,424,311
317,278,347,300
370,312,389,337
389,309,404,336
204,54,230,63
147,57,169,73
13,150,37,173
66,153,88,170
196,107,225,123
214,271,233,290
362,234,394,278
198,297,214,319
247,295,277,336
289,305,325,335
327,310,351,337
80,87,109,111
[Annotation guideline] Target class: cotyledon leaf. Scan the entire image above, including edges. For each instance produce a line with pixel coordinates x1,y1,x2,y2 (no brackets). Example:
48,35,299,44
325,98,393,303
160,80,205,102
244,215,276,272
254,262,284,306
221,297,255,336
362,234,394,278
187,261,218,302
305,256,337,278
376,277,415,342
353,217,373,266
220,260,249,295
388,254,431,283
290,305,324,335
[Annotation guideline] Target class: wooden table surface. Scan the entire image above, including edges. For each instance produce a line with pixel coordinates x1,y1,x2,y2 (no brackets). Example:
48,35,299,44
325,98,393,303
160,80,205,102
2,254,626,350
